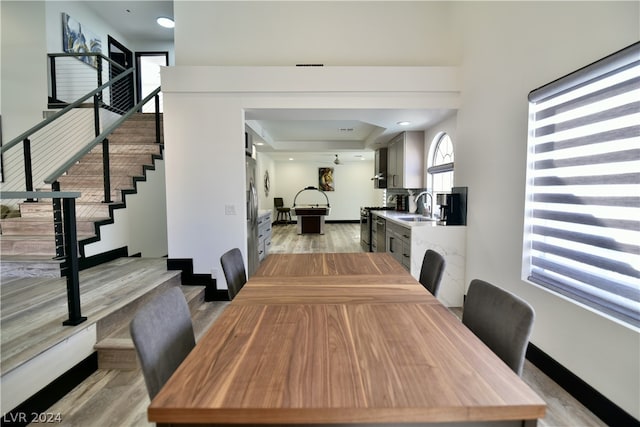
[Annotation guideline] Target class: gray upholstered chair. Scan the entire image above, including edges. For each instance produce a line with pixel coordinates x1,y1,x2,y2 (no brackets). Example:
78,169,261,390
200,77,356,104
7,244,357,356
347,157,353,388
130,287,196,399
220,248,247,300
462,279,535,376
418,249,446,297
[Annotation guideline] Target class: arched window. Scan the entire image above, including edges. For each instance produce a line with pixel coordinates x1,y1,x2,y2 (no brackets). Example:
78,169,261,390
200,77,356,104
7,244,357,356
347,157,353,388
428,132,454,193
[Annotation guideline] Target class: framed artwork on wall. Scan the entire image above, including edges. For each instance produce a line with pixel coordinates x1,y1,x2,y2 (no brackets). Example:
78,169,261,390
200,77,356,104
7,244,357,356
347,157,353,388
62,13,102,68
319,167,334,191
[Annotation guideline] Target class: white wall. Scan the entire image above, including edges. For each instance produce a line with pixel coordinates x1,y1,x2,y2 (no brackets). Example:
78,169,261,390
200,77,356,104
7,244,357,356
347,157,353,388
273,159,377,221
451,1,640,418
169,1,639,418
0,1,47,142
83,160,168,258
174,1,459,66
45,1,131,56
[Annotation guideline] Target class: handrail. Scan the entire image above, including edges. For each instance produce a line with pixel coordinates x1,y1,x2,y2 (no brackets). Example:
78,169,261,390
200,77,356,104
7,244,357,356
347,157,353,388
1,68,134,153
47,52,127,73
44,86,162,184
0,191,86,326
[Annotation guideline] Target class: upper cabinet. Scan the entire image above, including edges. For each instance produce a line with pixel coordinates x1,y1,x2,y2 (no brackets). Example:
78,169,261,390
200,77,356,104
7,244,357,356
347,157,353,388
374,148,388,189
387,131,424,188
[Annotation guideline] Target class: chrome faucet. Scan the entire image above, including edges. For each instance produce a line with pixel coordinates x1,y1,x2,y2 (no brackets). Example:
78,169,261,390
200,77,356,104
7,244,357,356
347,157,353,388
414,191,433,217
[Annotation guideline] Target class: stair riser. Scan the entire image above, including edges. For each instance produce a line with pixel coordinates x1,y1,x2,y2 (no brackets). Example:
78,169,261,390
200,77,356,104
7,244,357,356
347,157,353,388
97,348,138,370
58,176,135,188
77,153,155,165
108,135,162,144
1,220,96,235
0,261,62,279
1,239,56,256
19,203,113,219
94,283,205,371
89,144,161,155
67,163,145,176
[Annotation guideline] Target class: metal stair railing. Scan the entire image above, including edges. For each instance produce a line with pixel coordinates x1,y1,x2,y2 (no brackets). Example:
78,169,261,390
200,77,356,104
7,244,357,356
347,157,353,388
0,191,85,326
1,69,135,201
48,52,130,111
44,86,162,202
1,67,162,326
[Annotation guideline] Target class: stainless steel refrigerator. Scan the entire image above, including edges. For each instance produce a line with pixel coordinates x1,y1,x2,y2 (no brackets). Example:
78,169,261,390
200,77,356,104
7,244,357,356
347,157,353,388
246,156,259,277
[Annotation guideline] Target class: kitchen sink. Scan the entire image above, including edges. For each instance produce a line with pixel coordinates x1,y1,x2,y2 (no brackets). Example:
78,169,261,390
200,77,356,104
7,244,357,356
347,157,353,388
396,216,436,222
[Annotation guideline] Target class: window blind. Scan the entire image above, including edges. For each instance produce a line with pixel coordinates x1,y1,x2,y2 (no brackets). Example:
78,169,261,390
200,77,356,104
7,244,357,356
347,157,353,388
524,42,640,327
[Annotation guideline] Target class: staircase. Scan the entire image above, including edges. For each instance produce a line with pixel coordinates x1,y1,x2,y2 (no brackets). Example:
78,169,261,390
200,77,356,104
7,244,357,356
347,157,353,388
0,113,163,278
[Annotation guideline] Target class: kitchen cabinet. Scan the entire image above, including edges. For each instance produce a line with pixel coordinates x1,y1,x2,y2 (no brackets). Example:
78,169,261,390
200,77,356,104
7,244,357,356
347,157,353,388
387,131,424,189
386,221,411,271
373,148,387,188
371,214,386,252
257,211,272,262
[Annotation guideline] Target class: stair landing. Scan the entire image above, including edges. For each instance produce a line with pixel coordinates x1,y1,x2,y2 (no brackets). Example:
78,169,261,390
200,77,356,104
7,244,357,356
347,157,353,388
0,257,184,413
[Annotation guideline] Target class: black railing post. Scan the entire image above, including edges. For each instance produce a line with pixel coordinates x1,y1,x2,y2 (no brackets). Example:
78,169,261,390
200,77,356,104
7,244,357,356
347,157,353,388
155,94,161,144
50,56,57,102
51,181,65,259
102,138,112,203
61,196,86,326
23,138,34,202
93,94,101,137
96,55,103,88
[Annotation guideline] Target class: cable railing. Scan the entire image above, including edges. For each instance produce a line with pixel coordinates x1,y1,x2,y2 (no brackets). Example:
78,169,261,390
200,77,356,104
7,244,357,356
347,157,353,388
0,191,85,326
1,65,162,326
48,52,132,112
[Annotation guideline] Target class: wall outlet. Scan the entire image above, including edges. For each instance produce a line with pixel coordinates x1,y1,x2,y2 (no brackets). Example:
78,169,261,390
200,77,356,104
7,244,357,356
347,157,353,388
225,204,236,215
211,268,218,279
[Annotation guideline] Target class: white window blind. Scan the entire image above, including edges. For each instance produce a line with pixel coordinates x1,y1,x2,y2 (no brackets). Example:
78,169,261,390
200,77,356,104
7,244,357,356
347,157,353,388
524,42,640,327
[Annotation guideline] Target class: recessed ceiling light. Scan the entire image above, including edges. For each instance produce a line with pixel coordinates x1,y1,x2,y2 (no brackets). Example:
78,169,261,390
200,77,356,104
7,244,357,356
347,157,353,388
289,157,294,161
156,17,175,28
397,121,411,126
254,142,264,146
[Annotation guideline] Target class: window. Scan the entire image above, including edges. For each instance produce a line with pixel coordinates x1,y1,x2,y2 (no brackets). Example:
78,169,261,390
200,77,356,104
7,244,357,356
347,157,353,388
523,42,640,328
428,132,454,194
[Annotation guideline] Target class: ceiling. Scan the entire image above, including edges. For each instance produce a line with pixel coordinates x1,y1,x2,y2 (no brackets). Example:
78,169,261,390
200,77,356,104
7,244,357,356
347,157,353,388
85,1,174,43
87,2,456,163
246,108,455,163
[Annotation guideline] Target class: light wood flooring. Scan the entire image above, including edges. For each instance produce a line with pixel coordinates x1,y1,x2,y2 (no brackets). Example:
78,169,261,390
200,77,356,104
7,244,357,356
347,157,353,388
34,223,605,426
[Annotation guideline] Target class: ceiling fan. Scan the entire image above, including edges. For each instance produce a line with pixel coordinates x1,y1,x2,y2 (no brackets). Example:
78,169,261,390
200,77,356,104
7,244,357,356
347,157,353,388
333,154,341,165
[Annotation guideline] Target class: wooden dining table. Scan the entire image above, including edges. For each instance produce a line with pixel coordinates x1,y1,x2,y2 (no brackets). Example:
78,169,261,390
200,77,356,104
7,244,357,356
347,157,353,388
148,253,546,426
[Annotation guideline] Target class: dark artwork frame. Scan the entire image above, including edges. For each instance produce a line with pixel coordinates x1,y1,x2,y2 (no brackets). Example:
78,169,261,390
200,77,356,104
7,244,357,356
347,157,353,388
319,167,334,191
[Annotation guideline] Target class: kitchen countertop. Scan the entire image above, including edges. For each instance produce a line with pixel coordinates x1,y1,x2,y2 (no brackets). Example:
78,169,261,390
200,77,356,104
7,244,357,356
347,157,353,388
370,210,456,227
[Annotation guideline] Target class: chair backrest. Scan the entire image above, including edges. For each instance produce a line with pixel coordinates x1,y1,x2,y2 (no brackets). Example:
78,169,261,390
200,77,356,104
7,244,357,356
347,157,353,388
462,279,535,376
418,249,446,297
130,287,196,399
274,197,284,208
220,247,247,300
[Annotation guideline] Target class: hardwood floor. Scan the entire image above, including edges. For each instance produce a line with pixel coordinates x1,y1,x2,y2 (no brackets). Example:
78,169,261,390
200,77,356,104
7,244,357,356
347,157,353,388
36,223,605,426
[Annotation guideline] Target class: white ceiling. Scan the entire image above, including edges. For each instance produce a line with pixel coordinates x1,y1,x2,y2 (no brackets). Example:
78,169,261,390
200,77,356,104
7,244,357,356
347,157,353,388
246,108,455,163
88,2,456,162
85,1,174,43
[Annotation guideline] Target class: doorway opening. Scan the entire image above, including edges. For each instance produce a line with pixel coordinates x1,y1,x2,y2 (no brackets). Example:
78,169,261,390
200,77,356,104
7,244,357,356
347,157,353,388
135,52,168,113
107,36,134,113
